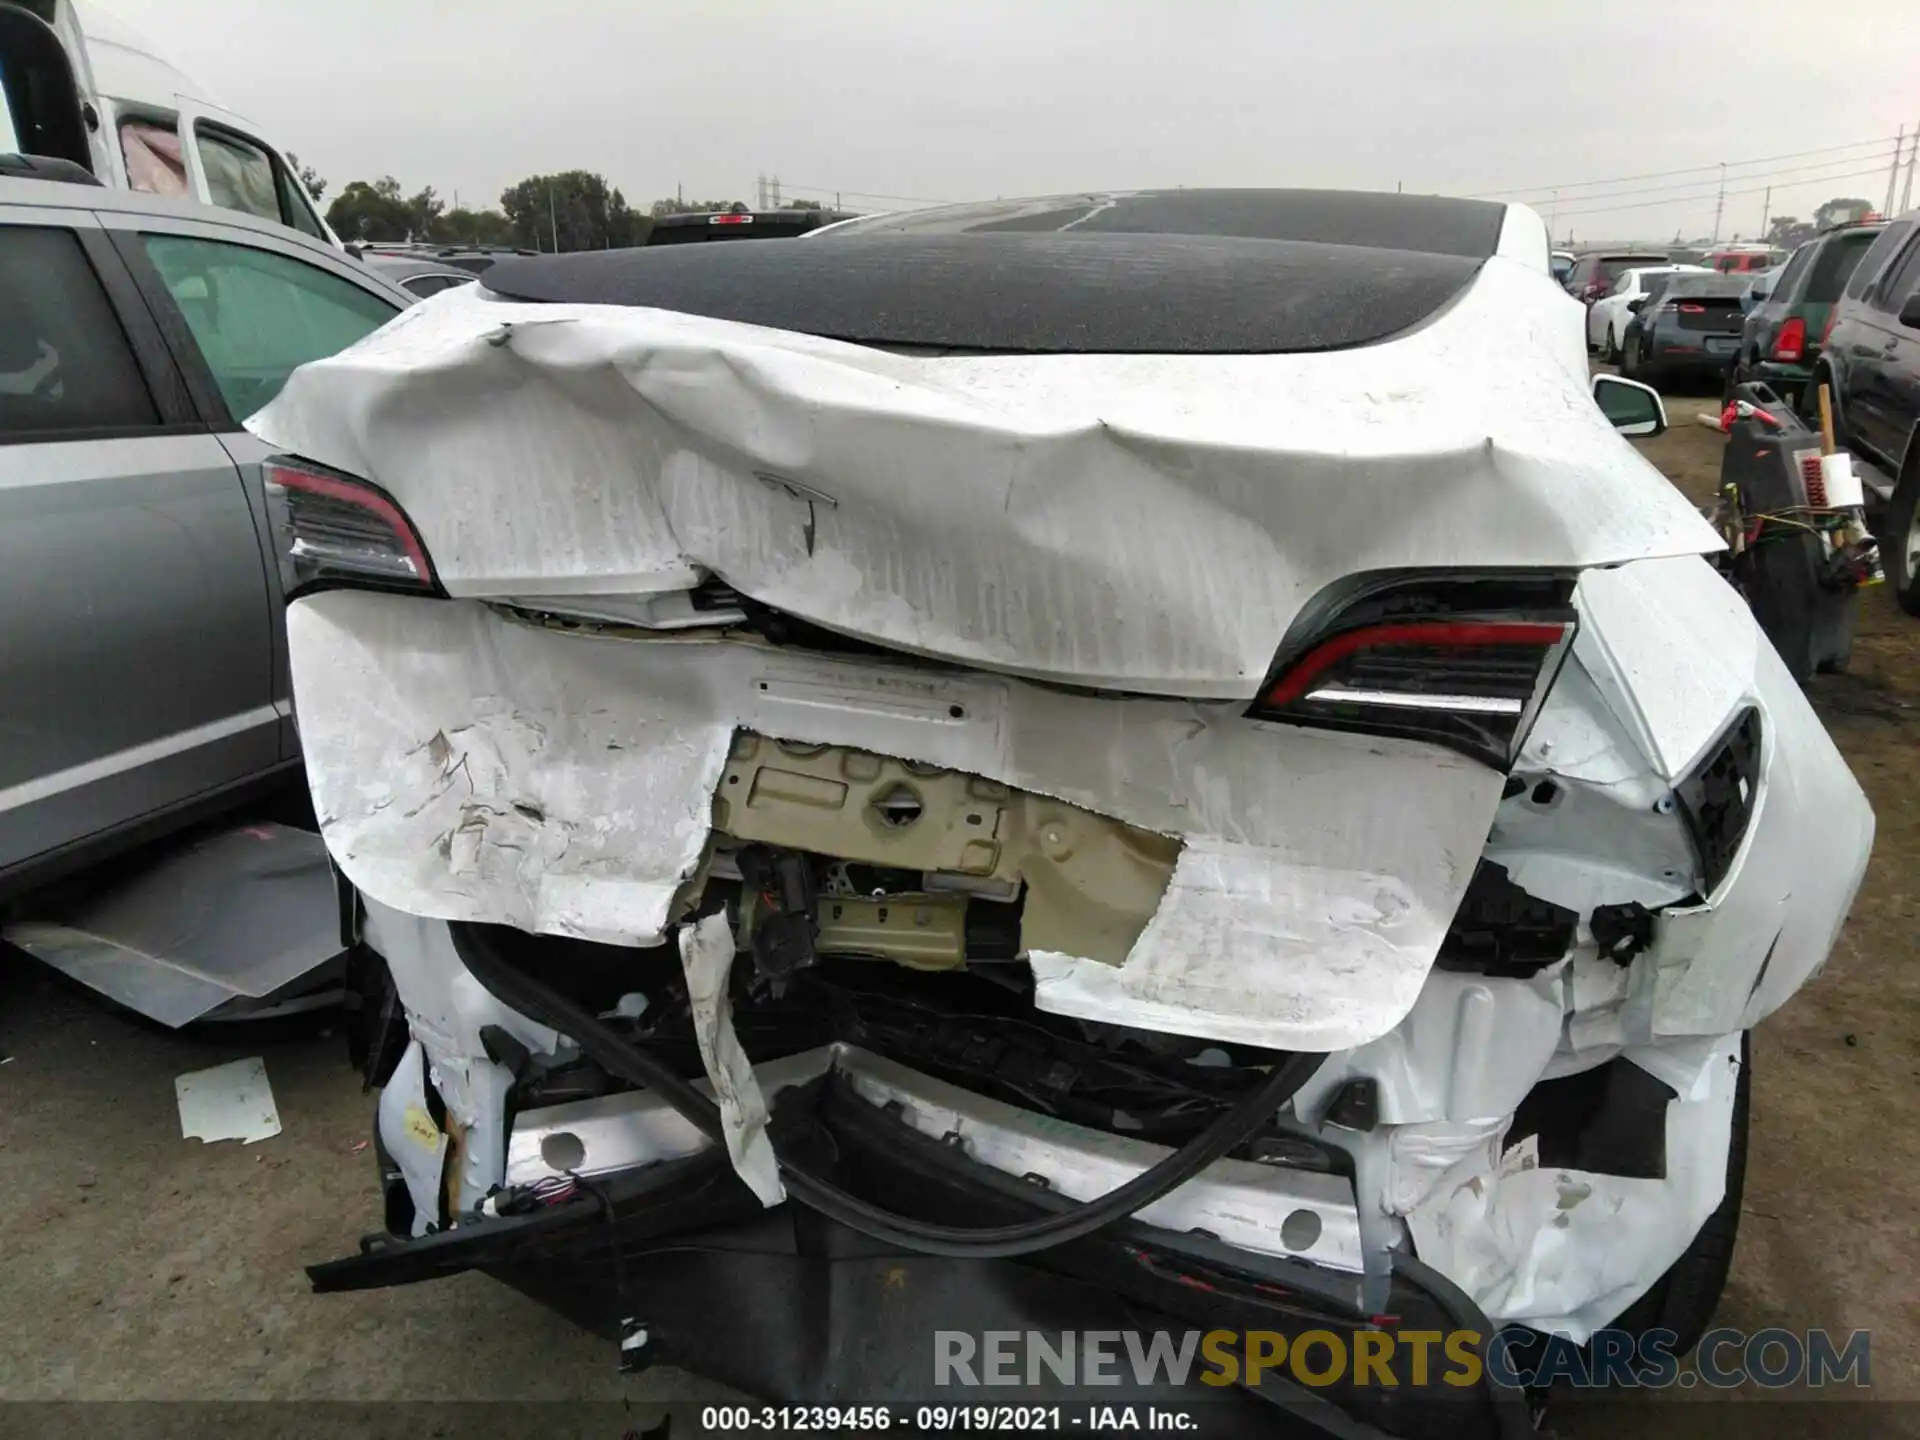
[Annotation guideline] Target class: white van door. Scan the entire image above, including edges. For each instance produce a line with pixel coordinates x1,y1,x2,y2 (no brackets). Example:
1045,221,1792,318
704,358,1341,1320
0,0,101,172
175,100,334,243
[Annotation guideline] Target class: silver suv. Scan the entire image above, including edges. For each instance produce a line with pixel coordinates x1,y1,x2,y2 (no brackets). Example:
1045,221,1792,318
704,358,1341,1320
0,177,410,899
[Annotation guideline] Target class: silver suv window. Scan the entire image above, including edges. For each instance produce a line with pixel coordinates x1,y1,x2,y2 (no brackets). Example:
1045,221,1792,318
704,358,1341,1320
0,227,158,438
140,234,397,420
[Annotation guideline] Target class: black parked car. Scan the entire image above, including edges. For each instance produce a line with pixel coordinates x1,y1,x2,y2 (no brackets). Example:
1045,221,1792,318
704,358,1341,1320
1619,272,1748,388
1725,223,1884,407
646,206,856,244
1563,249,1668,305
1813,207,1920,610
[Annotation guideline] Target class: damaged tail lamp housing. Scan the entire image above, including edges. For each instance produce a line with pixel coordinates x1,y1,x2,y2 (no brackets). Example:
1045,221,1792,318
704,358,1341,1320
1248,577,1578,770
264,456,442,600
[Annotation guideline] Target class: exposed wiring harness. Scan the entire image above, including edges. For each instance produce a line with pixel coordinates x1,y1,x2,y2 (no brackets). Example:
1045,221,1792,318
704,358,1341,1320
452,923,1324,1260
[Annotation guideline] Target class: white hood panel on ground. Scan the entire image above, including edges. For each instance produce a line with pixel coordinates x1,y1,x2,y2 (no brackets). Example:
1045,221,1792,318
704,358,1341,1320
251,259,1718,698
289,591,1504,1051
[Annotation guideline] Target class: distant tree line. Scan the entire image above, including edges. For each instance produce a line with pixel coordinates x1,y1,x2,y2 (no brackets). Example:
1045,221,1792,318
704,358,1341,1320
300,163,819,251
1760,197,1876,252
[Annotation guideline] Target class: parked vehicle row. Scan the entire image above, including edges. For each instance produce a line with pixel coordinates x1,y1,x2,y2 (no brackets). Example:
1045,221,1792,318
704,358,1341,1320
1587,262,1707,360
1565,220,1920,618
1561,248,1669,304
1811,209,1920,609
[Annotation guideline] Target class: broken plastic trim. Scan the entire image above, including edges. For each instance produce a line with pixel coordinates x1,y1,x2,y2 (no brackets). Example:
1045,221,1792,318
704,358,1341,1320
448,920,1324,1259
1673,707,1763,896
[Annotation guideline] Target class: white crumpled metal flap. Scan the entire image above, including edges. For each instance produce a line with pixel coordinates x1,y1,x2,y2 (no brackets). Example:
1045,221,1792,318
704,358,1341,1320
288,592,1506,1051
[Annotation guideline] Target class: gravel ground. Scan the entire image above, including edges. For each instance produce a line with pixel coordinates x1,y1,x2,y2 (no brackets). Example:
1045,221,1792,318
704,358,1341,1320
1,375,1915,1438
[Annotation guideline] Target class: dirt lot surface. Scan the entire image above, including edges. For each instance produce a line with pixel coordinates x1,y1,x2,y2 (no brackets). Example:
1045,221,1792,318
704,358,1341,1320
1,374,1915,1439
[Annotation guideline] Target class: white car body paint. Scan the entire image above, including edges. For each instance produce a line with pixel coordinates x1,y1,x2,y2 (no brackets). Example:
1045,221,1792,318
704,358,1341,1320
264,207,1873,1344
251,261,1718,699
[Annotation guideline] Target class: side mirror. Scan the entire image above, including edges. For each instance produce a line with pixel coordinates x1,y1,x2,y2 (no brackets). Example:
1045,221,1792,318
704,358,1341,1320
1901,292,1920,330
1593,374,1667,437
1627,297,1646,313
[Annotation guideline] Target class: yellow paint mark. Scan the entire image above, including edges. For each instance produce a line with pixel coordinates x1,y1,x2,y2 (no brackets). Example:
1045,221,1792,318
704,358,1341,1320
402,1105,443,1151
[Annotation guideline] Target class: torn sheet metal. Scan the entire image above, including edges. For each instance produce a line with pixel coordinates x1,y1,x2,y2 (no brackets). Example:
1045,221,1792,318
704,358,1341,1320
679,912,784,1205
249,260,1719,699
4,822,346,1027
290,591,1505,1052
175,1056,281,1145
1571,557,1871,1031
359,898,562,1212
1405,1033,1742,1342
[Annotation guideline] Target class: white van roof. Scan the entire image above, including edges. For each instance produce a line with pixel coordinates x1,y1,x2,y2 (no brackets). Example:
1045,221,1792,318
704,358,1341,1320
72,0,227,108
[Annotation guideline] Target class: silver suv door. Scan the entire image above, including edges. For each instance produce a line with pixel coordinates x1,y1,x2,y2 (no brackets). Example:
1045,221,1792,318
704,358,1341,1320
0,205,279,889
101,209,407,759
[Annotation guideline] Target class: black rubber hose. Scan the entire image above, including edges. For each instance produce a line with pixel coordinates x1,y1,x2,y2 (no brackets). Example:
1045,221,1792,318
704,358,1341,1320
453,923,1324,1260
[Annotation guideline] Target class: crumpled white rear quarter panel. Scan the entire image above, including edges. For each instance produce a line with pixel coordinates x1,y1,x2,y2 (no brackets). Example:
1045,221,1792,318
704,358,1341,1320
249,259,1718,699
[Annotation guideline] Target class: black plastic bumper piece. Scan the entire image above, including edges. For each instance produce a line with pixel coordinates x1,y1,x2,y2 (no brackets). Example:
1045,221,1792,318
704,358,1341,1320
310,1076,1530,1440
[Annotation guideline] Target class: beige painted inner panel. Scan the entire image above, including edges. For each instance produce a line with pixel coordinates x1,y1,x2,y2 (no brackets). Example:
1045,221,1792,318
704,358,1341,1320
712,732,1180,965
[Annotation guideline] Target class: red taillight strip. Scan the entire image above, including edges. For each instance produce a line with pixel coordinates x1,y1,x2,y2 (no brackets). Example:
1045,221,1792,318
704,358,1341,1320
1263,620,1570,707
265,461,434,583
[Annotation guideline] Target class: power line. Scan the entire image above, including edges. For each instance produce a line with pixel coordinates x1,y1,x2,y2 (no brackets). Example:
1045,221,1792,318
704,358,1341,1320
1551,162,1894,220
1470,132,1900,200
780,181,955,205
1500,145,1899,210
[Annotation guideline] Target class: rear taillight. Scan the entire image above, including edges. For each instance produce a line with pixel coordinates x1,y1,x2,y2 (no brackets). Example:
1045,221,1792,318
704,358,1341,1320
1678,301,1706,313
264,456,438,599
1248,582,1577,770
1772,316,1806,362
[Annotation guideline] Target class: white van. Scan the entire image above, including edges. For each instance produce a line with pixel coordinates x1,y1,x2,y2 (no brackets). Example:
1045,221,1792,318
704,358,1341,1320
0,0,334,241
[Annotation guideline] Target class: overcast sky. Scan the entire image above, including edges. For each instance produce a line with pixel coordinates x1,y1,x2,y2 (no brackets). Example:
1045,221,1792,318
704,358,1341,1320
95,0,1919,243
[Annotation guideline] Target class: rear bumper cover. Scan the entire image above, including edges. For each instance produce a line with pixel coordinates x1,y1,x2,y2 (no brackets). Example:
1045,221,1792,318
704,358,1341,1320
314,1066,1529,1440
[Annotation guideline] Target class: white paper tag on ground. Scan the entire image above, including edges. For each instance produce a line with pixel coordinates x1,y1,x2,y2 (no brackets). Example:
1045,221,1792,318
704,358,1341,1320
175,1056,282,1145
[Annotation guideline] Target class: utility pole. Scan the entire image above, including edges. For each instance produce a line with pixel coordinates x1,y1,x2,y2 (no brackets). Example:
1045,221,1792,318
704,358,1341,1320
548,184,558,253
756,173,767,209
1710,161,1726,244
1886,125,1905,216
1760,185,1771,239
771,175,782,207
1548,187,1558,238
1903,122,1918,213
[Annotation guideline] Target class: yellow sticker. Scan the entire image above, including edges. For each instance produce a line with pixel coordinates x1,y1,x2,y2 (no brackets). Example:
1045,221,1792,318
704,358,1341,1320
402,1105,443,1152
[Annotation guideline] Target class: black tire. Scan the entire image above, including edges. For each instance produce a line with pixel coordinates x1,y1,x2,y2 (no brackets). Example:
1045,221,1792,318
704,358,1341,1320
1609,1031,1751,1356
1604,325,1622,365
1886,457,1920,617
1619,333,1640,380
